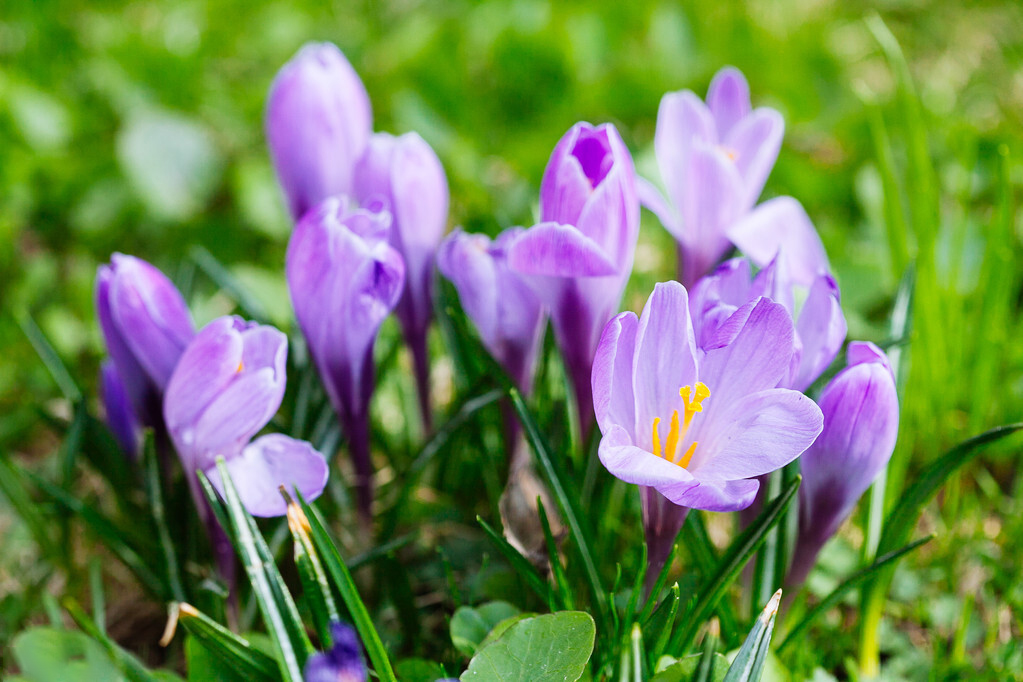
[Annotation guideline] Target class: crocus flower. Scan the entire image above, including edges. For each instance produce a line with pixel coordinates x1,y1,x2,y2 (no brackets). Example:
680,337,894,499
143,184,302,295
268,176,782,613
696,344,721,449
591,280,823,574
786,342,899,587
436,227,545,394
286,196,405,518
641,67,828,287
96,253,195,432
164,316,328,517
304,622,366,682
690,257,846,392
100,360,141,459
508,122,639,439
266,42,373,222
353,131,448,431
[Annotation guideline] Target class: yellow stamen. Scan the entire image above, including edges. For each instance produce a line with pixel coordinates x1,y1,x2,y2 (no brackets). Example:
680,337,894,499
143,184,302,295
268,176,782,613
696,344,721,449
236,361,244,373
665,410,681,463
678,441,698,469
652,417,662,458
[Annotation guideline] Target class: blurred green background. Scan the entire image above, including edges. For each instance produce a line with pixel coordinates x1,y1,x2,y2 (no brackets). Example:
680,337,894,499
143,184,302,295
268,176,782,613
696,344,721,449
3,0,1023,676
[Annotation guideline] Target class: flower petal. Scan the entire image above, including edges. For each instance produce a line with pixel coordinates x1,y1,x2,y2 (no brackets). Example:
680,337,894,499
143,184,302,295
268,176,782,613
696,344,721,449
725,107,784,209
507,221,618,277
636,176,682,239
673,477,760,512
726,196,829,287
655,90,717,212
792,273,846,391
706,67,751,138
591,311,639,435
598,425,699,500
208,434,328,517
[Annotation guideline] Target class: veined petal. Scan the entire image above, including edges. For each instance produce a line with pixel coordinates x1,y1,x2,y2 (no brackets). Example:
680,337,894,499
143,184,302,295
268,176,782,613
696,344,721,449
598,425,700,497
437,230,500,347
673,477,760,512
507,221,618,277
655,91,717,211
706,67,751,138
637,177,682,240
678,142,743,272
725,107,784,209
726,196,829,287
208,434,328,517
792,273,846,391
591,311,639,435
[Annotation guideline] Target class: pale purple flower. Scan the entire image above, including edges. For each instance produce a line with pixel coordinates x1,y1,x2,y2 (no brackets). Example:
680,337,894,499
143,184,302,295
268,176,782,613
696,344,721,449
304,622,366,682
640,67,828,287
591,280,823,572
164,316,328,517
508,122,639,438
354,131,449,431
436,227,545,394
100,360,141,459
690,257,846,392
286,196,405,517
787,342,899,587
266,42,373,222
95,253,195,430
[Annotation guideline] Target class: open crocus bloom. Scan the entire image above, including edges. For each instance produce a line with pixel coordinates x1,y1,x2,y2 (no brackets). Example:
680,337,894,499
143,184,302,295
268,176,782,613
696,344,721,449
164,316,328,517
690,257,846,392
592,280,823,512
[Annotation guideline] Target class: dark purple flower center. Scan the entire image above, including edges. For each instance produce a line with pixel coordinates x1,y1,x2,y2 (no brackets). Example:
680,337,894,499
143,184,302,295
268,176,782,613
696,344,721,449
570,131,613,188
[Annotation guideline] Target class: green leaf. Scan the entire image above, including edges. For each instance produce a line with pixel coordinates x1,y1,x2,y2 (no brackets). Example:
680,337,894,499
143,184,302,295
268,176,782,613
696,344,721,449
12,627,123,682
477,515,554,608
395,658,451,682
669,477,800,654
648,654,729,682
142,433,186,603
176,603,279,681
459,611,596,682
16,309,81,402
779,535,931,652
64,599,177,682
723,591,780,682
282,490,339,647
878,424,1023,556
451,601,521,657
296,492,397,682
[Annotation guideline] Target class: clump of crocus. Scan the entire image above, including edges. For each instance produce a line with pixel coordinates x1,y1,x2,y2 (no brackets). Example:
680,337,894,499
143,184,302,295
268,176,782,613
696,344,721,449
96,253,195,455
286,196,405,519
354,131,449,432
437,227,545,394
690,257,846,392
266,42,373,223
786,342,899,587
591,280,823,575
509,121,639,440
642,67,828,287
164,315,328,518
304,622,366,682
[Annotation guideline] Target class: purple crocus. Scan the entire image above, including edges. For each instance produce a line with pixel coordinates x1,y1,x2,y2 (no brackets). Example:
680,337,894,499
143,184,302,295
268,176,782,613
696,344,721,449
641,67,829,288
690,257,846,392
353,131,449,432
508,122,639,440
266,42,373,222
286,196,405,518
164,316,328,518
95,253,195,438
436,227,545,394
304,622,366,682
787,342,899,587
591,280,823,574
100,360,141,459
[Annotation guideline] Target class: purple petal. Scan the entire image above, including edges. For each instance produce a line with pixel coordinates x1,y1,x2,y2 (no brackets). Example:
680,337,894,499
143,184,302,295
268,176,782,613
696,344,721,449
598,425,700,500
675,477,760,512
726,196,830,287
100,360,141,459
636,177,681,239
266,42,372,221
591,311,639,436
655,91,717,213
791,273,846,391
677,142,744,284
208,434,328,517
689,388,823,480
847,340,894,377
631,281,699,447
724,107,784,209
507,221,618,277
437,230,500,348
541,123,603,226
706,67,751,138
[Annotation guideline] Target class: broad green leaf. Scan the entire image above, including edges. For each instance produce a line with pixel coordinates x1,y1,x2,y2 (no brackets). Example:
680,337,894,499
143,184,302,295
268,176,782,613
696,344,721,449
451,601,521,656
12,627,123,682
648,654,729,682
460,611,595,682
395,658,451,682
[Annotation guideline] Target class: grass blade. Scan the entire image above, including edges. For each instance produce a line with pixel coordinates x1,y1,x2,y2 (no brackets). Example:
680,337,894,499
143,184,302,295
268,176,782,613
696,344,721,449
174,602,279,681
296,492,396,682
16,309,82,402
668,476,800,655
283,490,339,647
189,245,269,323
142,433,186,602
64,598,166,682
723,590,780,682
477,515,555,608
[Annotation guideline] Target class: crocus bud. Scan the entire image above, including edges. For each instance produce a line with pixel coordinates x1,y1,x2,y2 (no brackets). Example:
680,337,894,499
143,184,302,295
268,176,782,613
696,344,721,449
787,342,899,587
304,622,366,682
100,360,141,459
508,121,639,439
286,196,405,517
690,257,846,392
164,316,328,517
266,42,373,222
642,67,795,286
436,227,545,394
95,253,194,428
354,131,448,431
